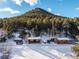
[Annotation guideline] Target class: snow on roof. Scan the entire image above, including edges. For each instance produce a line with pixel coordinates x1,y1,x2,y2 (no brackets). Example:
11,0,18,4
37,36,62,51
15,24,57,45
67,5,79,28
14,37,22,40
27,37,41,40
57,37,71,40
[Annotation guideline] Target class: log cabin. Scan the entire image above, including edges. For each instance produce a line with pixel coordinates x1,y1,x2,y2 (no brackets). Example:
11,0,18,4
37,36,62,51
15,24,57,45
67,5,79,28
54,37,72,44
27,37,41,44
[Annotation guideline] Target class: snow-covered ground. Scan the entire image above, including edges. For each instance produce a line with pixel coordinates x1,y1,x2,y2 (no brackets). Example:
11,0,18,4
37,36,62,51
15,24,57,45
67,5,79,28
28,44,75,59
0,36,76,59
7,44,75,59
0,53,3,59
9,45,51,59
0,31,76,59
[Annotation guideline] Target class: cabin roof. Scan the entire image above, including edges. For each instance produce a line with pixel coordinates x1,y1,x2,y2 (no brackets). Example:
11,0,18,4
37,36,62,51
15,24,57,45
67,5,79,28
14,37,22,40
27,37,41,40
57,37,71,40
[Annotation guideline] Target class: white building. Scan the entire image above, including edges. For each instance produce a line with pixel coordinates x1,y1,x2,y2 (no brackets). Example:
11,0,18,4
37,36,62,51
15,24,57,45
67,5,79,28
53,37,73,44
12,32,23,45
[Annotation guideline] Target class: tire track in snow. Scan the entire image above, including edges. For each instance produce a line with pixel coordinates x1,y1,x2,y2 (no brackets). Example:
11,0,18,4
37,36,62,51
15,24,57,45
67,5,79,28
28,46,60,59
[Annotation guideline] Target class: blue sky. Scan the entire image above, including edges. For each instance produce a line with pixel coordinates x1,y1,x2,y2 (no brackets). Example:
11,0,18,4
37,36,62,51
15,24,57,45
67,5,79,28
0,0,79,18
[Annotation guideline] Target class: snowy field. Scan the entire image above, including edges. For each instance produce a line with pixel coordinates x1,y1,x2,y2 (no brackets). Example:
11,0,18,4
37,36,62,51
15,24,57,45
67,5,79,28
9,45,51,59
27,44,75,59
0,42,76,59
7,44,75,59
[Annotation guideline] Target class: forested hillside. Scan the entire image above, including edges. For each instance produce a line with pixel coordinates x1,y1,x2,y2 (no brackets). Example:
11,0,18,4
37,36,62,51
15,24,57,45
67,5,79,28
0,8,79,37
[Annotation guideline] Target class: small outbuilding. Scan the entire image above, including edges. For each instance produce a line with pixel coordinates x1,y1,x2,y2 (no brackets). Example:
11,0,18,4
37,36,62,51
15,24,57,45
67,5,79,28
27,37,41,44
14,37,23,45
54,37,72,44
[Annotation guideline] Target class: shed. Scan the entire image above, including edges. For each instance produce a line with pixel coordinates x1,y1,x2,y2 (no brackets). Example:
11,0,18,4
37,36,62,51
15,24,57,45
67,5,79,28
14,37,23,45
27,37,41,44
54,37,72,44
